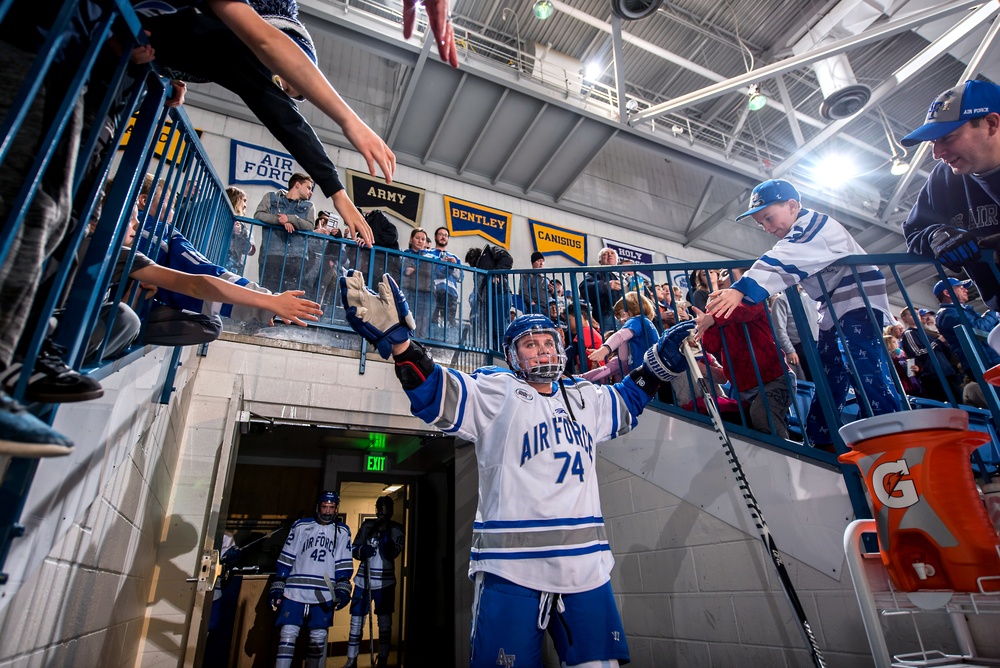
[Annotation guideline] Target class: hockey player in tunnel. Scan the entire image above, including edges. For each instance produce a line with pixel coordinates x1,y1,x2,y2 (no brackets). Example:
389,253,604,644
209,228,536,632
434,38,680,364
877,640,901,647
343,496,406,668
270,491,353,668
339,270,698,668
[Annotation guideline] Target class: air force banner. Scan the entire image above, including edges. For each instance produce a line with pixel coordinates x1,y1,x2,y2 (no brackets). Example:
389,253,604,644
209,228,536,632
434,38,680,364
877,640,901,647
529,219,587,265
346,169,425,228
229,139,304,190
444,196,512,248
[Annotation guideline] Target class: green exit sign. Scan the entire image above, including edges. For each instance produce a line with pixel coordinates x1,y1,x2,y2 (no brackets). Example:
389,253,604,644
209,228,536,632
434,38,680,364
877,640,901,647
365,454,387,472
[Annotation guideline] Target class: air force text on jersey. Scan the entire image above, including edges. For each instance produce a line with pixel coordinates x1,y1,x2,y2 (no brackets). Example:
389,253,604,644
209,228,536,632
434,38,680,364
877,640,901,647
520,409,595,468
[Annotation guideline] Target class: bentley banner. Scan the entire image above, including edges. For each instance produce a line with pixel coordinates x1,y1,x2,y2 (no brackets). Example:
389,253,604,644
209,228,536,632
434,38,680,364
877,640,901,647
444,196,512,248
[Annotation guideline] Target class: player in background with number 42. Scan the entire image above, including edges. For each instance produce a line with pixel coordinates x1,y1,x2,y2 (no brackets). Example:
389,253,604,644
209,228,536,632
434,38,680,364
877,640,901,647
339,270,697,668
269,491,353,668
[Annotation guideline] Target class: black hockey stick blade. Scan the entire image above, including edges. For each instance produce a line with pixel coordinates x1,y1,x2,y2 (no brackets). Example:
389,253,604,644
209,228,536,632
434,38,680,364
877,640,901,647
681,342,826,668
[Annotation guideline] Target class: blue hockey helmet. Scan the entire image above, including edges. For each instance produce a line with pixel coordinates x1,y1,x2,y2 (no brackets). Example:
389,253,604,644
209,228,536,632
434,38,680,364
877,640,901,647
503,314,566,383
317,490,339,524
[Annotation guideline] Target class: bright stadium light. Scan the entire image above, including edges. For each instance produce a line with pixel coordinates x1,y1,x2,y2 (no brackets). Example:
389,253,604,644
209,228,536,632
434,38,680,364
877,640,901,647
814,154,857,187
533,0,555,20
584,61,601,81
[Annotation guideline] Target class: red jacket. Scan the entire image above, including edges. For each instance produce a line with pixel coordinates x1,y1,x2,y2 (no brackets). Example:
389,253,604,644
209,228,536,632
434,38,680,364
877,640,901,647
702,303,786,393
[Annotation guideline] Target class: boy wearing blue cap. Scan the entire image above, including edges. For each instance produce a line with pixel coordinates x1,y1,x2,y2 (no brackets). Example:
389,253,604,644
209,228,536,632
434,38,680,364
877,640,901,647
902,79,1000,312
704,179,901,448
933,276,1000,372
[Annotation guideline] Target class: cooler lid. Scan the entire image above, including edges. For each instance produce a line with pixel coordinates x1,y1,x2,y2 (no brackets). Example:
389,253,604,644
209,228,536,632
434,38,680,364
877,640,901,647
838,408,969,445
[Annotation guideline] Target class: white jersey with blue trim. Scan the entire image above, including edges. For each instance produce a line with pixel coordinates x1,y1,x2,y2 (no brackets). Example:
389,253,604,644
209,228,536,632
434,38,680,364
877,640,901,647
276,518,353,604
406,365,650,594
731,208,894,330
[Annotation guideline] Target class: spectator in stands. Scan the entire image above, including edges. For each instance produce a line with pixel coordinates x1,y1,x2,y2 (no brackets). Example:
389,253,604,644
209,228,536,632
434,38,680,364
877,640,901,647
401,228,433,338
687,268,719,313
706,179,900,448
618,259,653,301
901,80,1000,313
580,247,622,335
255,172,318,297
225,186,255,274
519,251,549,314
696,301,792,439
884,334,920,396
933,277,1000,374
586,292,659,382
426,227,462,333
900,306,959,402
670,338,739,420
465,244,513,348
769,286,819,382
565,303,604,375
314,210,341,238
134,0,460,248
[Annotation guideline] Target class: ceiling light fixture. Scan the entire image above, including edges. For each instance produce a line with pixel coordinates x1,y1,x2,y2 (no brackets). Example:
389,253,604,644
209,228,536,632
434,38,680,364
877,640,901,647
890,157,910,176
879,106,909,176
584,61,601,81
383,484,403,493
747,84,767,111
532,0,554,20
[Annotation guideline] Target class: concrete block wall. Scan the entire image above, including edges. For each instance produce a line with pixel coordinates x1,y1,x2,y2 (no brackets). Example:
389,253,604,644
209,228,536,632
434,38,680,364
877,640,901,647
0,347,196,668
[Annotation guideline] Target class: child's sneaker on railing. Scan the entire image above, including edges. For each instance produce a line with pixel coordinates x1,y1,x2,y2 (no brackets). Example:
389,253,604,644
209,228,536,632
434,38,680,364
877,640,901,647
0,392,74,457
0,340,103,403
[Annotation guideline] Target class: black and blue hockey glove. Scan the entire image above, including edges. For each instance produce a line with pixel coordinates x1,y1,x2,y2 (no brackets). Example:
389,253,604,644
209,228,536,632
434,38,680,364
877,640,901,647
269,579,285,611
930,227,980,270
358,544,376,559
339,270,416,359
333,579,352,610
643,320,697,382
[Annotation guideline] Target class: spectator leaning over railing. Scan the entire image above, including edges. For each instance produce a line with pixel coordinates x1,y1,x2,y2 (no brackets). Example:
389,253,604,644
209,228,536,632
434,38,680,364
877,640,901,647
580,248,622,335
706,179,901,449
901,80,1000,312
585,292,659,383
427,227,462,333
255,172,318,297
401,227,434,339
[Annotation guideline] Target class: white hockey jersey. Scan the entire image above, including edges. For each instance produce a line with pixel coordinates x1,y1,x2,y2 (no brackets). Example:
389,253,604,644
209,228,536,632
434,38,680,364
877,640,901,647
406,366,651,594
731,208,895,330
351,518,405,590
276,518,353,604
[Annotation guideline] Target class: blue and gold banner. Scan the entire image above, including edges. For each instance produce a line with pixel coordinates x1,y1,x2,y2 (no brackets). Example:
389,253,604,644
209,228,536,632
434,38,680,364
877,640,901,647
444,196,511,248
229,139,304,190
529,219,587,265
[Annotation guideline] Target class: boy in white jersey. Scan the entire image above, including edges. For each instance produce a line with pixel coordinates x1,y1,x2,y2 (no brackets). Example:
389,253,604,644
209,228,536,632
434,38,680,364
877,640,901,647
339,270,697,668
705,179,901,448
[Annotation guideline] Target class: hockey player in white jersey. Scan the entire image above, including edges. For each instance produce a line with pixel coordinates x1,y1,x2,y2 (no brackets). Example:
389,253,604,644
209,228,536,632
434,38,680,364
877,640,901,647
270,491,353,668
340,270,697,668
343,496,405,668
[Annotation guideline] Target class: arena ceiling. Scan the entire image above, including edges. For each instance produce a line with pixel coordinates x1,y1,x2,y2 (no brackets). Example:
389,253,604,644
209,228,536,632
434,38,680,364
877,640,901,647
189,0,1000,280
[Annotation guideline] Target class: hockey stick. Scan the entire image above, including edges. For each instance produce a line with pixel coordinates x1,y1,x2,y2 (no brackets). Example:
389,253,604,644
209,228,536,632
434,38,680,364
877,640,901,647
366,548,375,667
681,343,826,668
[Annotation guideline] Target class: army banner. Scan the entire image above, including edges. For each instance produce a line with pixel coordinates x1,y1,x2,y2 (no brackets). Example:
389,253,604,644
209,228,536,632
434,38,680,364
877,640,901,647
443,196,511,248
528,219,587,265
346,169,425,228
228,139,305,190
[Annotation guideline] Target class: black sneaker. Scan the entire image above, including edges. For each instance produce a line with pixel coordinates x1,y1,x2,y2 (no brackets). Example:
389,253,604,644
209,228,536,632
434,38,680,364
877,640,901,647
1,340,104,403
0,392,74,457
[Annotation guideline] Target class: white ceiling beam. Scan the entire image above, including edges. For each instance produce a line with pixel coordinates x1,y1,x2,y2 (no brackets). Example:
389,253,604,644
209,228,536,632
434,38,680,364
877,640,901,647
629,0,985,122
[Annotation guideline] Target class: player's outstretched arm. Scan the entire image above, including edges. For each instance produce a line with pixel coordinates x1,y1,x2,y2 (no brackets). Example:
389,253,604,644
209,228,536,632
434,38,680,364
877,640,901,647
207,0,396,182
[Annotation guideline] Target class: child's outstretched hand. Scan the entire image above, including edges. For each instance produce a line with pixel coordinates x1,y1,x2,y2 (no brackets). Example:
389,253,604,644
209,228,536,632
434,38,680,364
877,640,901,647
404,0,459,68
705,288,745,320
588,345,609,363
271,290,322,326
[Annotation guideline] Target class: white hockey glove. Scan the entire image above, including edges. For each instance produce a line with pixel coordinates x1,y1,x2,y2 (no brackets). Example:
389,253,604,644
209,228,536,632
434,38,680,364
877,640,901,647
339,270,416,359
643,320,696,382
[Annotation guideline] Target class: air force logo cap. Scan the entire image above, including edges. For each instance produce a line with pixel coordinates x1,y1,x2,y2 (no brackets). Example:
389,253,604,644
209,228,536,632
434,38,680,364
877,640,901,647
901,80,1000,147
735,179,800,221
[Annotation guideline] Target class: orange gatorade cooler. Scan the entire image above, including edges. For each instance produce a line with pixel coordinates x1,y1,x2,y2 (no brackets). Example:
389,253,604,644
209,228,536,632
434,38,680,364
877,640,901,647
839,409,1000,593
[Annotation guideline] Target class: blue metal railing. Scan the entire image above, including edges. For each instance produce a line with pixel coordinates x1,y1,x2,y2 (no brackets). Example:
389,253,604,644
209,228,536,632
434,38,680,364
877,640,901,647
0,0,232,581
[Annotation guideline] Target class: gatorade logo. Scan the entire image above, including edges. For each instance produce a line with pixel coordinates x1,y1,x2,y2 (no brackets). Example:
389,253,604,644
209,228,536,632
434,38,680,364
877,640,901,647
872,459,919,509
